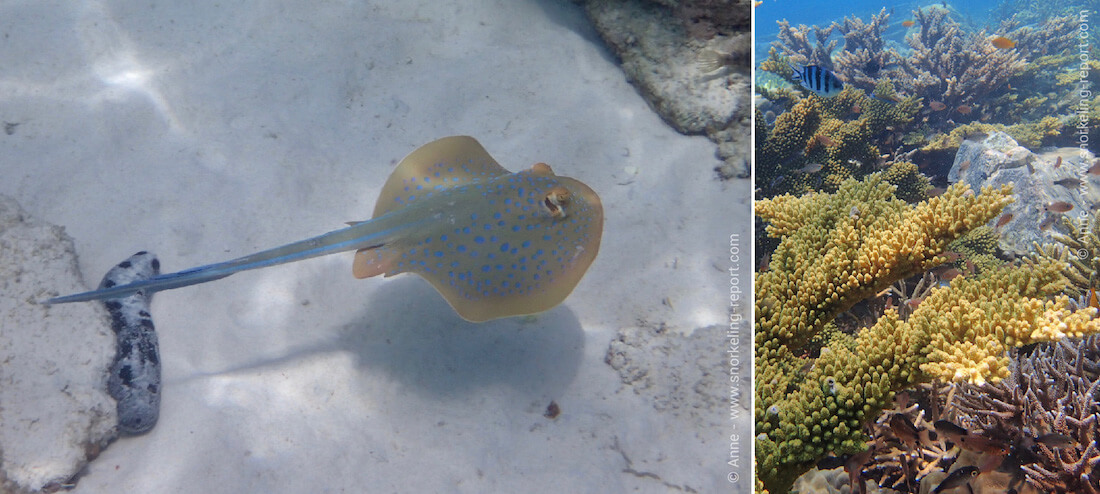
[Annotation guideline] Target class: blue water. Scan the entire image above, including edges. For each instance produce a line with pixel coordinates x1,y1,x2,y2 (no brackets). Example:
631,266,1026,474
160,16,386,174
754,0,1086,63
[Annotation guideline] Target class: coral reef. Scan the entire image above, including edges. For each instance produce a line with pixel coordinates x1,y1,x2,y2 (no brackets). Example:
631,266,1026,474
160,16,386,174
918,117,1063,153
763,6,1082,150
860,336,1100,493
946,336,1100,492
769,20,837,69
1040,212,1100,298
755,81,921,198
754,173,1100,493
879,160,928,204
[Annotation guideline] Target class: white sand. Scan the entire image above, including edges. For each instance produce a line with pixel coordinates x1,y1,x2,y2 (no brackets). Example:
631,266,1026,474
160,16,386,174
0,1,750,492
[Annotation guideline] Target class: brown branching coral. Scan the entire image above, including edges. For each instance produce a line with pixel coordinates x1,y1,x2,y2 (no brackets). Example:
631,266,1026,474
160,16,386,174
832,8,902,91
895,7,1026,118
771,19,837,69
1042,213,1100,297
944,336,1100,492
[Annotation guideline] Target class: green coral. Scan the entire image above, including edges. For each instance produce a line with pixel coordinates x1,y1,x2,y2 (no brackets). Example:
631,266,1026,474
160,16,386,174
1039,214,1100,297
947,226,1003,274
921,116,1063,152
754,173,1100,493
880,160,929,204
756,81,922,198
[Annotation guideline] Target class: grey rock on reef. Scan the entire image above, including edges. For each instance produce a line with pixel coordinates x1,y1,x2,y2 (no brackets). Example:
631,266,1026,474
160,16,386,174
949,132,1098,256
578,0,751,179
0,194,117,493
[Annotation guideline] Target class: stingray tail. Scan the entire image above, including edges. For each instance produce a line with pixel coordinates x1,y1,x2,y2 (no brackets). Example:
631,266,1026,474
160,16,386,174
43,217,419,305
44,264,237,304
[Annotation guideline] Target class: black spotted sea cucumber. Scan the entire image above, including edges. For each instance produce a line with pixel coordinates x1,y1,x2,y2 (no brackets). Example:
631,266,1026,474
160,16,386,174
98,251,161,435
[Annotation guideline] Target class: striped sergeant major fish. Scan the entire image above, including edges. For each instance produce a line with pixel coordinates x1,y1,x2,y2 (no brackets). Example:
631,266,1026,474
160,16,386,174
789,63,844,97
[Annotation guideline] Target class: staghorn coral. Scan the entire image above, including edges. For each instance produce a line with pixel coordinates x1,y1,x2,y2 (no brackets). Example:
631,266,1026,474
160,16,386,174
768,6,1080,135
1038,212,1100,297
770,19,836,69
831,8,901,91
895,6,1025,115
943,335,1100,492
754,173,1100,493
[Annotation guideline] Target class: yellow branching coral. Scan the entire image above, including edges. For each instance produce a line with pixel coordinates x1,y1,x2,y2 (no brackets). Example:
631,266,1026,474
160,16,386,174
913,263,1099,386
756,173,1012,352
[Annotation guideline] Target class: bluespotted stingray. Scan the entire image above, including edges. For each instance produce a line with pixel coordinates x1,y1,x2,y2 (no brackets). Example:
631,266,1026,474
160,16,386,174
47,136,604,322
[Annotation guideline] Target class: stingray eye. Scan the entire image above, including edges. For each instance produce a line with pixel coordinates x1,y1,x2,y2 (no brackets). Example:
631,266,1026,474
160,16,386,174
543,187,570,219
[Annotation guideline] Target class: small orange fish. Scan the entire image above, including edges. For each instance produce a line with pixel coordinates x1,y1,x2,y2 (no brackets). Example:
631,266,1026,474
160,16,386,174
928,187,947,197
889,413,922,448
938,268,962,281
995,213,1014,228
956,104,973,115
991,36,1016,49
958,434,1011,456
852,103,862,114
1089,288,1099,310
815,134,837,147
902,20,915,27
1088,159,1100,175
1039,215,1056,230
1054,156,1063,168
959,159,971,171
930,100,946,111
1045,201,1074,213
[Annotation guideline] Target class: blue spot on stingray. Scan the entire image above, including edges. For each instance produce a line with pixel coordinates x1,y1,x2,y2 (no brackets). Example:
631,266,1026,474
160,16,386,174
512,225,521,232
471,213,478,220
493,212,502,219
500,243,510,252
463,227,471,234
475,236,485,244
522,240,531,248
457,245,467,253
435,251,444,257
441,234,448,242
482,265,491,272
